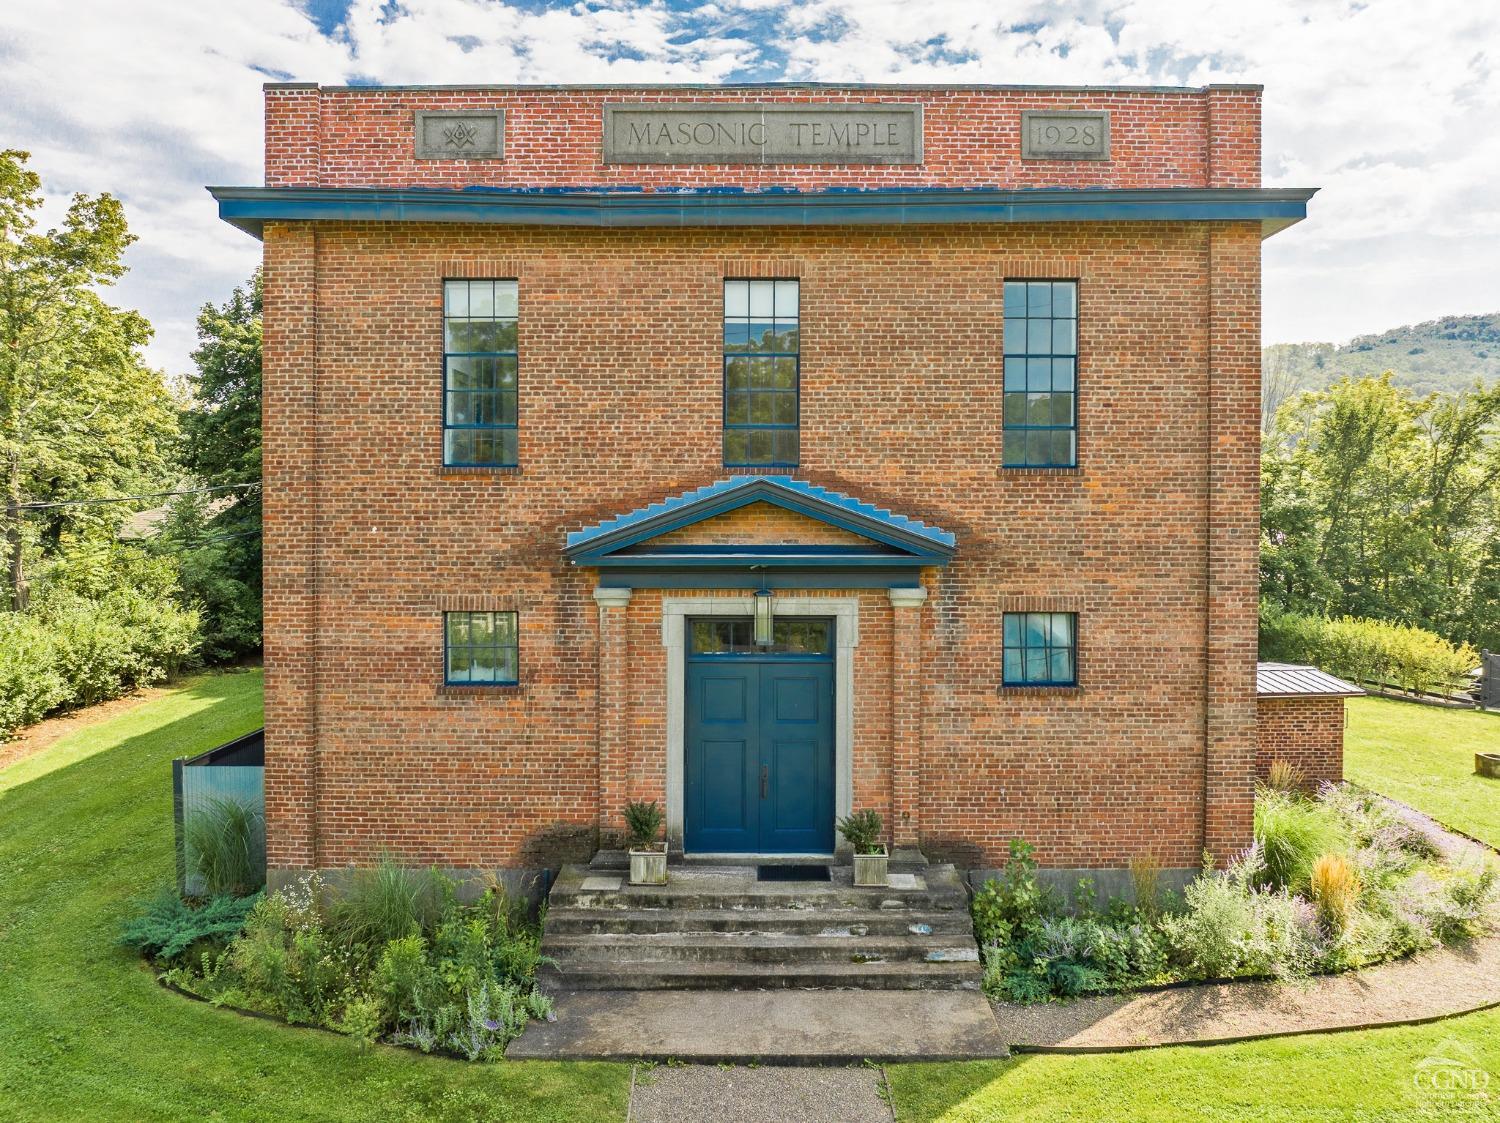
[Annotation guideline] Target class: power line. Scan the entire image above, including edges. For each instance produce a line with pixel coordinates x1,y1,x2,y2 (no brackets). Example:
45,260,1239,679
153,529,262,547
8,481,261,513
45,527,262,555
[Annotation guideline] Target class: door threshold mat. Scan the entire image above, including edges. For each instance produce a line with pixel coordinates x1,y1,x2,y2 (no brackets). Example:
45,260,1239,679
756,864,831,882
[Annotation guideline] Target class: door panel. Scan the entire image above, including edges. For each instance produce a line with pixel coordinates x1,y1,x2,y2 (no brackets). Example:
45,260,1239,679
685,668,760,853
684,621,835,855
772,675,820,722
699,740,752,832
759,666,835,853
700,675,748,722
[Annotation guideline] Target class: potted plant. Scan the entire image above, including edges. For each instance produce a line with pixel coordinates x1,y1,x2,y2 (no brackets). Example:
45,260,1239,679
838,809,888,887
624,800,668,885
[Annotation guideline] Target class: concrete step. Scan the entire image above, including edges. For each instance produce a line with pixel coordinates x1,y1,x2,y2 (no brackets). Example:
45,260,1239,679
544,932,982,965
550,888,967,912
539,959,983,991
548,864,970,914
544,905,975,937
539,859,981,991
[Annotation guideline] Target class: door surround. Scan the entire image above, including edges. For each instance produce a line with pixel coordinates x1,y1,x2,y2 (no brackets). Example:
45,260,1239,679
662,596,858,849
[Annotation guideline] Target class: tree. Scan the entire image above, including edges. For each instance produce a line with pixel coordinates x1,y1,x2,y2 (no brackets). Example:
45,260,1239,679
1261,373,1500,648
0,149,177,610
173,272,262,660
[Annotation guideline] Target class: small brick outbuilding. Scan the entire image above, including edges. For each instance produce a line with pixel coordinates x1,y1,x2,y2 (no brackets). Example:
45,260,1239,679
1256,663,1364,789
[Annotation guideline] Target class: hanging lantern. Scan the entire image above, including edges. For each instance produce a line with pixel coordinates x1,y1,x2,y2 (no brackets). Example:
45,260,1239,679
753,587,775,647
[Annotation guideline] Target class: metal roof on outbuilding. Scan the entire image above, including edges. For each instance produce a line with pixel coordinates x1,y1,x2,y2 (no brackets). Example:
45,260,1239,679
1256,663,1364,698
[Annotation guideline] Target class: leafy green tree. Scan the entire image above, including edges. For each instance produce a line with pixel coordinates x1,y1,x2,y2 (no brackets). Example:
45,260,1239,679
173,272,262,660
1262,374,1500,649
0,149,177,610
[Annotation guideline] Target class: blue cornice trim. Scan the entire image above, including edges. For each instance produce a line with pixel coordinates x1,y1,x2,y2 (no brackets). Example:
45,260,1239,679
209,185,1315,239
598,568,925,590
579,551,943,568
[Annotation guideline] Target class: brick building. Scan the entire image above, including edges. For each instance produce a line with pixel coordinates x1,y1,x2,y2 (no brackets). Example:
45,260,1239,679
215,82,1315,890
1256,663,1363,791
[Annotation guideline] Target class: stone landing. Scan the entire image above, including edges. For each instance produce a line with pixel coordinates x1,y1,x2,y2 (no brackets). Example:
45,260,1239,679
507,988,1009,1062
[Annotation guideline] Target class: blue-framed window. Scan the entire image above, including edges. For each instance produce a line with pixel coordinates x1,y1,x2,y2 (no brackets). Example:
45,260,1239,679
1003,280,1077,468
443,279,518,467
724,279,799,467
444,610,519,685
1002,612,1077,686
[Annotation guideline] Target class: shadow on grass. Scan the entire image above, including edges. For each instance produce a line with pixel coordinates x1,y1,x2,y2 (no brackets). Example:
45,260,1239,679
0,669,631,1123
885,1056,1035,1123
0,668,264,800
0,668,264,928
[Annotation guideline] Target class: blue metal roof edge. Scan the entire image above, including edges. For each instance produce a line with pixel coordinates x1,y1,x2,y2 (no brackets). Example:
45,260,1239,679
564,476,957,560
209,185,1316,240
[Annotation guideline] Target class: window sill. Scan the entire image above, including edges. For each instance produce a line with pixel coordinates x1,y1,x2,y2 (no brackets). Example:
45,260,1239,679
999,466,1083,477
437,683,524,699
996,684,1083,697
437,465,522,479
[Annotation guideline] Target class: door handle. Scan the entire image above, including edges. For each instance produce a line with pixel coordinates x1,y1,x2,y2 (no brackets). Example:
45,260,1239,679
760,765,768,800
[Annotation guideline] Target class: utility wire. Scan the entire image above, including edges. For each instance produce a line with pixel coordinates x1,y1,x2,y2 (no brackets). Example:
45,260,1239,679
8,481,261,513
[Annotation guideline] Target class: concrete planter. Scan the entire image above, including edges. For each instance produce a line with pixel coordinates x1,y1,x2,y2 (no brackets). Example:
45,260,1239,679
852,848,889,887
1477,753,1500,780
629,845,668,885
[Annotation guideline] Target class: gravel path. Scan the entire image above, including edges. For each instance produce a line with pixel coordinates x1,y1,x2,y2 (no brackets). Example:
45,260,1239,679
993,935,1500,1050
629,1064,894,1123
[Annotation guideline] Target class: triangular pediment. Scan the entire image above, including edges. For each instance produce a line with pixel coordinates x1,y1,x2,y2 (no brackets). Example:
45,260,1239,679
645,501,878,550
563,476,955,568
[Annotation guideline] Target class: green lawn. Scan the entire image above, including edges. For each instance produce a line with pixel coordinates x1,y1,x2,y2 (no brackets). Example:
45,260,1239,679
1345,694,1500,849
3,673,1499,1122
889,1015,1500,1121
0,669,628,1122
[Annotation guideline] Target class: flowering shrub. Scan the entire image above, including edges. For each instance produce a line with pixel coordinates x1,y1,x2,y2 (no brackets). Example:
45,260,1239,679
975,784,1499,1003
134,863,553,1061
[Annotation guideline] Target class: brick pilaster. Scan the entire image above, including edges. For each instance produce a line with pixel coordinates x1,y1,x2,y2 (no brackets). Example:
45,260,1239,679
1202,223,1262,861
264,83,321,187
594,587,632,840
262,221,319,873
1205,85,1262,188
889,586,927,848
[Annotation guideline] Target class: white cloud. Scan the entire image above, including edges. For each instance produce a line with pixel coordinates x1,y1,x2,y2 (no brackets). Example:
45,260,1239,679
0,0,1496,374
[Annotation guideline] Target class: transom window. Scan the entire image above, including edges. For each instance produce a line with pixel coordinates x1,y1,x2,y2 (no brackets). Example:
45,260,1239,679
444,611,519,685
444,279,518,467
1003,280,1077,468
1002,612,1077,686
689,617,831,656
724,279,799,468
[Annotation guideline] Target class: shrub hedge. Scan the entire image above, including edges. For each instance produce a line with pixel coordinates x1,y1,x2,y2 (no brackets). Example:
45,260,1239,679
1259,604,1476,695
0,590,199,738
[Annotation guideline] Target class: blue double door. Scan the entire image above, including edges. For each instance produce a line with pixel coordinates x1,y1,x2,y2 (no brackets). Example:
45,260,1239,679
684,617,836,855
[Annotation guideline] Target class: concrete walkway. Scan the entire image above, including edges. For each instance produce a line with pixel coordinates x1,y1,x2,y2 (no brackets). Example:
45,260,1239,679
508,989,1009,1062
628,1064,894,1123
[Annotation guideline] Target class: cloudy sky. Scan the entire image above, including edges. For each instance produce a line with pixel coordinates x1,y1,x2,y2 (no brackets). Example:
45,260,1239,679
2,0,1497,376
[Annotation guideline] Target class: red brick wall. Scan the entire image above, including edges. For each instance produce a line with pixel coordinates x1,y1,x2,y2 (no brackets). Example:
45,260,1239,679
1257,696,1345,790
256,83,1265,875
265,83,1261,191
